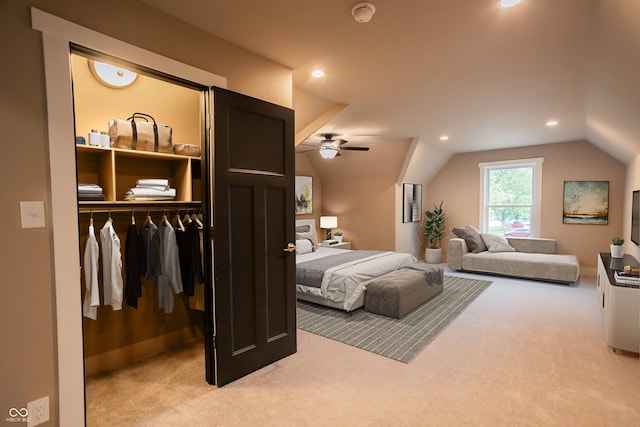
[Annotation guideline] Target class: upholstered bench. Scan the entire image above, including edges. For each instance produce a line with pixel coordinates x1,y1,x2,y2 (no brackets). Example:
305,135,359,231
364,263,444,319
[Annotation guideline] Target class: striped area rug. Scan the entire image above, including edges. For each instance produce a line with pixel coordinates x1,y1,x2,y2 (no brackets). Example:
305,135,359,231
297,275,492,363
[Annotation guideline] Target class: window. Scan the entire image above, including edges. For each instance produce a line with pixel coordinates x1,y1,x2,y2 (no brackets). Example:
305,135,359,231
479,158,543,237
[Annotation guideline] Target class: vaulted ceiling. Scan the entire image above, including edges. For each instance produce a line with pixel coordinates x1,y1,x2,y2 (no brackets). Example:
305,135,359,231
141,0,639,163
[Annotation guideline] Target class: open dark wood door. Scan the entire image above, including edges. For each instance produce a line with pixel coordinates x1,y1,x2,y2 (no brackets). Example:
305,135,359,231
208,87,296,386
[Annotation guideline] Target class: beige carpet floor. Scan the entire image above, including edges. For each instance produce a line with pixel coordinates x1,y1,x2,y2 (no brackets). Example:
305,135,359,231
85,271,640,426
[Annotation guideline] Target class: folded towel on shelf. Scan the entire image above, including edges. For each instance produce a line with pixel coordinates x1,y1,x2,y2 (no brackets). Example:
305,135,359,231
124,187,176,201
136,178,169,188
78,183,104,195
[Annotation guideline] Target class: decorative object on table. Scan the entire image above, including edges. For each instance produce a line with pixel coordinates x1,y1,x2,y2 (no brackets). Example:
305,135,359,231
109,112,173,153
610,236,625,258
295,175,313,214
402,183,422,223
320,216,338,240
424,201,445,264
332,230,343,243
563,181,609,224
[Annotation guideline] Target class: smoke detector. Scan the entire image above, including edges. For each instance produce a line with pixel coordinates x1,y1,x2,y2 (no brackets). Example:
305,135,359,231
351,3,376,23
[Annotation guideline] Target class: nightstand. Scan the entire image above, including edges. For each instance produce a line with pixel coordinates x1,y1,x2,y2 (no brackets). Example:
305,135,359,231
319,241,351,250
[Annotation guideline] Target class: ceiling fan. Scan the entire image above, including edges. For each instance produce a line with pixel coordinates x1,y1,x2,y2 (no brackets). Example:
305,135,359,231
318,134,370,159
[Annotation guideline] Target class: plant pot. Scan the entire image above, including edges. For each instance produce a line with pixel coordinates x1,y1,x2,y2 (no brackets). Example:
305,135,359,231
334,236,343,243
610,244,624,258
425,247,442,264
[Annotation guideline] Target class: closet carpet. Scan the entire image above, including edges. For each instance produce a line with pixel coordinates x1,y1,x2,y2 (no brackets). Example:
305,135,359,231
85,271,640,426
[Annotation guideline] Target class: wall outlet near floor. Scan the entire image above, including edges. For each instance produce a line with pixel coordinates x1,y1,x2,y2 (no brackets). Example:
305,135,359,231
26,396,49,427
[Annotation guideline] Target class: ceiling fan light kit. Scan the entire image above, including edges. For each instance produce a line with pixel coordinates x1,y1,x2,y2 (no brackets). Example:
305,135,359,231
352,3,376,23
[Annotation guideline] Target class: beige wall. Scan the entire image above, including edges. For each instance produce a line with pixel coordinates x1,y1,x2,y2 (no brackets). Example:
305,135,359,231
304,139,411,250
295,153,323,228
426,140,626,271
0,0,291,422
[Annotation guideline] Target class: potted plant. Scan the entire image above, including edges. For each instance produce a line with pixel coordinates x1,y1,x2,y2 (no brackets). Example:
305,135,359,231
333,230,343,243
424,201,445,264
611,236,625,258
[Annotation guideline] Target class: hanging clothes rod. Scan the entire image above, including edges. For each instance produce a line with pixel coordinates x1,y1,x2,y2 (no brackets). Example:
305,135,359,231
78,207,202,215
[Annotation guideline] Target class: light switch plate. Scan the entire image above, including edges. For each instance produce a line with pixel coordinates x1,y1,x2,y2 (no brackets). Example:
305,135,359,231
20,201,46,229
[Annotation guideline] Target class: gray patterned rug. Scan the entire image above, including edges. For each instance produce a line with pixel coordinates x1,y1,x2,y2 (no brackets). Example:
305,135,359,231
297,275,492,363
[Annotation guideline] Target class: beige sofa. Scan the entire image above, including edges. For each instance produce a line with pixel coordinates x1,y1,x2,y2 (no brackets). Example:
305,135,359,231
447,237,579,284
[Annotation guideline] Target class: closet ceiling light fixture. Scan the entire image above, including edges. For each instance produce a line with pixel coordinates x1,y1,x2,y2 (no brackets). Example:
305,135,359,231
89,60,138,88
498,0,521,8
311,69,325,78
546,120,559,127
352,3,376,23
440,135,449,141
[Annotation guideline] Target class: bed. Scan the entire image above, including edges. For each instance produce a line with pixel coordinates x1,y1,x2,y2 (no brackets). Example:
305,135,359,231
295,219,417,312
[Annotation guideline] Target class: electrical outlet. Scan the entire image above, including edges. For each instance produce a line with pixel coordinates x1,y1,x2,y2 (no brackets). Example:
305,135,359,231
26,396,49,427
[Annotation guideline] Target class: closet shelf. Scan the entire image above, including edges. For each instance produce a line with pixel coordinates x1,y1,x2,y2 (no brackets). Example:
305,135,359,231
76,143,201,160
76,143,202,203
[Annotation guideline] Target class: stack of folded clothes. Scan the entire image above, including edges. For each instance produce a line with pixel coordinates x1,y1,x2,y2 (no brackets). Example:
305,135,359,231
78,183,105,201
125,178,176,201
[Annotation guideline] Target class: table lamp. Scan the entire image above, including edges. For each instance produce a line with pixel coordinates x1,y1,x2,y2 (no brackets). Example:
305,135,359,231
320,216,338,240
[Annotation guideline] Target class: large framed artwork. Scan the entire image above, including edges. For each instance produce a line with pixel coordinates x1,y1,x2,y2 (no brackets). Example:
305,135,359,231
402,183,422,223
563,181,609,224
295,176,313,215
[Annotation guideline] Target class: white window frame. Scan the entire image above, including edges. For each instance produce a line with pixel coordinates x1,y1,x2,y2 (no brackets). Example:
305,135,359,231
479,157,544,237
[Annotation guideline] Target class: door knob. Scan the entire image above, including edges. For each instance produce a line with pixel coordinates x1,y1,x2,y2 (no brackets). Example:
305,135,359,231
283,243,296,253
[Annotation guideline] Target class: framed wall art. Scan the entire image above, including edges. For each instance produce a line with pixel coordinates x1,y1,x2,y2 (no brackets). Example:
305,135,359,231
563,181,609,224
402,183,422,223
295,176,313,215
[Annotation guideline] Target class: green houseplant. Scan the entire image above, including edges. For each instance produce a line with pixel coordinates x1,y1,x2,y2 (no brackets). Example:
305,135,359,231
611,236,624,258
333,230,343,243
424,201,446,263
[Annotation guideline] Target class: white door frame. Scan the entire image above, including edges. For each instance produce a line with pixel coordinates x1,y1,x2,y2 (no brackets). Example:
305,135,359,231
31,8,225,425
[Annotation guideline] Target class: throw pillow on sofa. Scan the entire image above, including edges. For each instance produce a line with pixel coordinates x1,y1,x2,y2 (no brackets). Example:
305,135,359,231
481,233,516,253
452,225,488,253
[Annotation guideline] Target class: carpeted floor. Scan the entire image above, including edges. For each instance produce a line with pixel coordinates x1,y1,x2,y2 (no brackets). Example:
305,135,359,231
297,275,492,363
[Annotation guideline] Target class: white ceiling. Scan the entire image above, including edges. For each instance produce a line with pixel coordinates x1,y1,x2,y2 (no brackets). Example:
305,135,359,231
142,0,592,154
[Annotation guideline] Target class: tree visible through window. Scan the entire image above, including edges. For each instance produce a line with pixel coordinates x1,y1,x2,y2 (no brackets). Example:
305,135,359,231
479,158,543,237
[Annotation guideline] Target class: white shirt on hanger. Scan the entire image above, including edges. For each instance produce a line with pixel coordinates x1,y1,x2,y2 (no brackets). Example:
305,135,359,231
82,224,100,320
100,218,124,310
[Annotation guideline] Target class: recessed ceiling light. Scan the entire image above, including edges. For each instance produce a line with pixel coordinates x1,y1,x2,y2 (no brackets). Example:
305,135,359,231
498,0,521,8
546,120,559,127
440,135,449,141
311,70,325,78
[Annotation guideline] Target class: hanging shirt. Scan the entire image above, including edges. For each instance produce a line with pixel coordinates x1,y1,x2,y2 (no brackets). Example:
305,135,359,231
139,221,162,281
125,223,142,308
100,218,123,310
157,221,183,313
82,225,100,320
176,221,204,296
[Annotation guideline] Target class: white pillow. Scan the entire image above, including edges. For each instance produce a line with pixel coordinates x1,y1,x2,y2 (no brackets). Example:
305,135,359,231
481,234,516,253
295,239,313,255
295,230,318,250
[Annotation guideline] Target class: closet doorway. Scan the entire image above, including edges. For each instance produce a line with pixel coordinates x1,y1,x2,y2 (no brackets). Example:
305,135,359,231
34,9,296,423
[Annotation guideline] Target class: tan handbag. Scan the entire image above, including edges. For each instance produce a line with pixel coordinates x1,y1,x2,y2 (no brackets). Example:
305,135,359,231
109,113,173,153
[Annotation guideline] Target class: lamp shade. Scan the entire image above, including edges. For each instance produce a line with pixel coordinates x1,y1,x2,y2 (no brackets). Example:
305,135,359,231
320,216,338,229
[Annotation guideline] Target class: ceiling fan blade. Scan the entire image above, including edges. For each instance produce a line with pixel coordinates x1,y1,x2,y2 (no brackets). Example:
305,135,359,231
341,147,370,151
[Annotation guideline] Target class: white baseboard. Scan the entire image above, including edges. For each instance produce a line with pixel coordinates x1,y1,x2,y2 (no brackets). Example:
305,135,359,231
84,326,204,377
